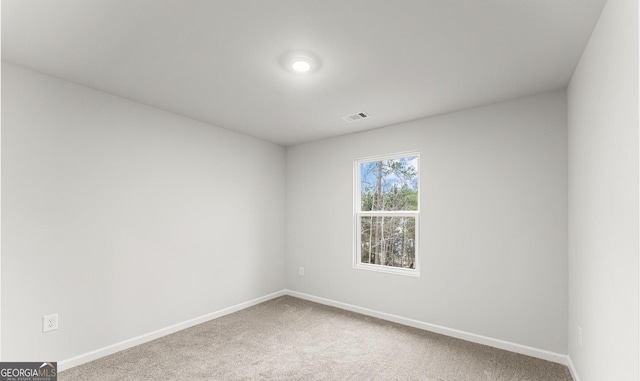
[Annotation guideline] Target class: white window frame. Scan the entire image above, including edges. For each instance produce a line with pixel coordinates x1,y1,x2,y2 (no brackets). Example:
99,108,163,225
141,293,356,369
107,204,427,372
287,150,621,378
354,151,420,277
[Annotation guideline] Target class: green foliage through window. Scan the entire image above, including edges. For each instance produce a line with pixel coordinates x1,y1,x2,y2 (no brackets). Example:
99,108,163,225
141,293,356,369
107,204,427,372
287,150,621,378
356,154,419,273
360,157,418,211
360,216,416,269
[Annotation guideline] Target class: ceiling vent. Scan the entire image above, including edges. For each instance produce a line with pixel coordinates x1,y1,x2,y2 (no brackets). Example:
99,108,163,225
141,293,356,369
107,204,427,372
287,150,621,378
342,112,369,123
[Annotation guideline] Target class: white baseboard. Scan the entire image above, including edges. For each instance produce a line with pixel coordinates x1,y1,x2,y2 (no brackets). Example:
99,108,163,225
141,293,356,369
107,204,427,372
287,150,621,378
566,355,580,381
285,289,569,366
58,288,572,374
58,289,286,372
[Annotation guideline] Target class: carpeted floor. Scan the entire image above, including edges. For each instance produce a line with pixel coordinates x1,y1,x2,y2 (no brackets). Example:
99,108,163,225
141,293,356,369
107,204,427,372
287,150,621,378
60,296,573,380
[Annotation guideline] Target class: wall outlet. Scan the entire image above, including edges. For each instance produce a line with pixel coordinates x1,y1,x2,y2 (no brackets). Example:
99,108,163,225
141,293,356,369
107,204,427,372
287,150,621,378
43,314,58,333
298,267,304,276
577,326,583,348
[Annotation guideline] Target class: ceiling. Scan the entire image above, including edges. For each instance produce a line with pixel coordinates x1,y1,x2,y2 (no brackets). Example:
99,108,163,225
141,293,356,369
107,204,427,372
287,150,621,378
2,0,607,146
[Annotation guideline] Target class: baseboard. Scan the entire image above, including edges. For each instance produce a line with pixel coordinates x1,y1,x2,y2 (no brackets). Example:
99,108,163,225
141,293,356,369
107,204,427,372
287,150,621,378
58,289,286,372
58,288,571,373
566,355,580,381
285,289,569,366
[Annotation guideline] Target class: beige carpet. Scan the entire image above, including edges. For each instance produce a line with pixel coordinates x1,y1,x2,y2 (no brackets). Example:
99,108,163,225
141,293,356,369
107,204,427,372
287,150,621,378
60,296,572,380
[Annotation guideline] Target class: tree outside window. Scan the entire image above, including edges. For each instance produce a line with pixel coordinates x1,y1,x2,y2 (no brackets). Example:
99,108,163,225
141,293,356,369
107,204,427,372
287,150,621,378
355,153,420,276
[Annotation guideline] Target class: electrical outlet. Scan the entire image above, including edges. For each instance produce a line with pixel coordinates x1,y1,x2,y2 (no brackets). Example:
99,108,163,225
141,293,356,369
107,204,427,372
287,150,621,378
298,267,304,276
43,314,58,333
577,326,583,348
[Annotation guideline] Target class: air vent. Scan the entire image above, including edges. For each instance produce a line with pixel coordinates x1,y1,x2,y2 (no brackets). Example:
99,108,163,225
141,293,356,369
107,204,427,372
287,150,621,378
342,112,369,122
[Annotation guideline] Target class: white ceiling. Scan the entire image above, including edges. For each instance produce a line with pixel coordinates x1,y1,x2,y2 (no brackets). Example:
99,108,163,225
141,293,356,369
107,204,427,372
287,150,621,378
2,0,606,146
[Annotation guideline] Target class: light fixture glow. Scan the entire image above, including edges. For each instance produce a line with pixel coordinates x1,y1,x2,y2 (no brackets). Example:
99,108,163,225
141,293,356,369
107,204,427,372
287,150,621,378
281,51,320,74
292,60,311,72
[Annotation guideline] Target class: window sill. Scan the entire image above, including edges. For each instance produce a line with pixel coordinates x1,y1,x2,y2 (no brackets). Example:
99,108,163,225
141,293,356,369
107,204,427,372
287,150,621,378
354,262,420,277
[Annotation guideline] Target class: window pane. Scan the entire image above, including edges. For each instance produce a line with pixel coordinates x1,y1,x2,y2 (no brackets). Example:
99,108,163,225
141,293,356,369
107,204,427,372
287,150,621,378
360,216,416,269
360,156,418,211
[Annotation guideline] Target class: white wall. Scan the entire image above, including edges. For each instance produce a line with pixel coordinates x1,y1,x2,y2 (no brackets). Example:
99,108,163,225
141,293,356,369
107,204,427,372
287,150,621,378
567,0,639,379
1,64,286,362
286,90,568,354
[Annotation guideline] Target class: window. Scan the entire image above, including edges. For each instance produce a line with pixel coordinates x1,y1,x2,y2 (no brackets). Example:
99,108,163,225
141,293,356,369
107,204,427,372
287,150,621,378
354,152,420,276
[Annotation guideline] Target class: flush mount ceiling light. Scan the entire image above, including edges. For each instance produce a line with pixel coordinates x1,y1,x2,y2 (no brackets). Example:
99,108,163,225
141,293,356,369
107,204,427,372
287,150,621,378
292,60,311,72
281,52,320,74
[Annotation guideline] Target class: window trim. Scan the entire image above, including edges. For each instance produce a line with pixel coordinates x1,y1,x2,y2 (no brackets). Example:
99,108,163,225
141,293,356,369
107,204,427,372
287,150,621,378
353,151,420,277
